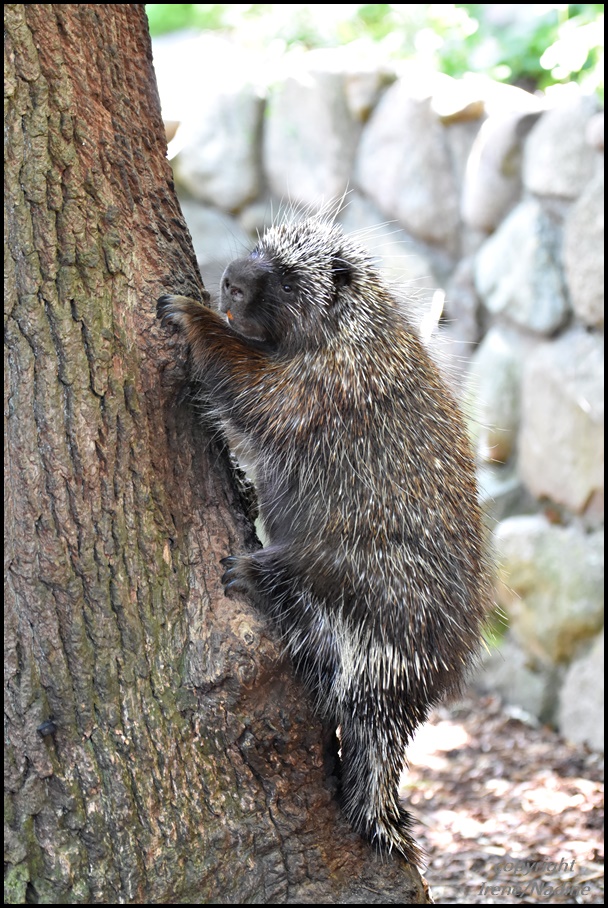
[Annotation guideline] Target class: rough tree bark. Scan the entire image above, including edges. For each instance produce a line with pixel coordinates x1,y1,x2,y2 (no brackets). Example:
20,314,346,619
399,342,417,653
4,5,428,904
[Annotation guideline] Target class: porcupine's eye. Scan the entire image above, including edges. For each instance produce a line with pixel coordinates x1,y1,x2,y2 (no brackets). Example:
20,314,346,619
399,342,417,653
271,270,295,297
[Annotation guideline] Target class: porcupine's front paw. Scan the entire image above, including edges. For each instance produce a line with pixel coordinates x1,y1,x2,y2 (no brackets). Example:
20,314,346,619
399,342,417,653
157,294,181,326
156,294,206,330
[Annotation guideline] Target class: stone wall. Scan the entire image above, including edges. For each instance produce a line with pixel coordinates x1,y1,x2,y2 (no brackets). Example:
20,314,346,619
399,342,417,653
157,37,604,751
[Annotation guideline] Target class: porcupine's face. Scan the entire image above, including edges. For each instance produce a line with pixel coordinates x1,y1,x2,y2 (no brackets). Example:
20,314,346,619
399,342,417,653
218,218,371,352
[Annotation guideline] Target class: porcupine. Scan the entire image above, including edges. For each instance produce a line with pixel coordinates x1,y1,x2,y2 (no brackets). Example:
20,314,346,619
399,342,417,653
157,212,490,867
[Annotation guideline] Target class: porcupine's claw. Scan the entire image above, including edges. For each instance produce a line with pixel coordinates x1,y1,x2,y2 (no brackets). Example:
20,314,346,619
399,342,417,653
220,555,253,596
156,294,179,326
156,293,208,330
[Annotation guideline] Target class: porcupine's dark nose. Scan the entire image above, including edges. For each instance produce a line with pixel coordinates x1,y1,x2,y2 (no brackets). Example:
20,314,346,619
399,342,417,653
221,273,244,305
219,259,257,317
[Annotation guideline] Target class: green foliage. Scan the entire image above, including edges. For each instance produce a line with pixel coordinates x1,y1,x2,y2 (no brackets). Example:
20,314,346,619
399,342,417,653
445,3,604,91
145,3,604,94
145,4,231,35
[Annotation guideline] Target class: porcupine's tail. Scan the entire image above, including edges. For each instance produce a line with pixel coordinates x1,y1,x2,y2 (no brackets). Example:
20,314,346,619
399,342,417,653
338,711,425,868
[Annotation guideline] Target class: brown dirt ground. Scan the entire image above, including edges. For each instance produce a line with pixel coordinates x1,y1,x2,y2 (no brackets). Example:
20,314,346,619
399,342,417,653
403,692,604,904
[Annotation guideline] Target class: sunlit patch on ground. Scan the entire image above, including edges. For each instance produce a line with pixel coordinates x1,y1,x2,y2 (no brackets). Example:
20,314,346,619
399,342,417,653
402,693,603,904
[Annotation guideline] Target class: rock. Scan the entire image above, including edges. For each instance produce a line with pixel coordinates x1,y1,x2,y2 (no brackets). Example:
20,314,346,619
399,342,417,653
263,68,358,209
585,111,604,151
518,329,604,514
522,95,598,199
445,119,485,205
477,463,536,529
442,257,481,347
558,632,604,752
430,70,541,120
475,636,559,724
474,199,569,334
355,79,460,252
344,68,395,122
494,515,604,664
236,199,278,239
462,111,540,232
563,170,604,328
429,72,486,124
465,325,528,463
439,256,483,380
288,45,397,123
172,84,264,212
164,120,179,144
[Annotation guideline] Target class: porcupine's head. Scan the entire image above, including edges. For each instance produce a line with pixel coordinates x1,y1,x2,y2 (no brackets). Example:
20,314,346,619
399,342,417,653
218,216,391,353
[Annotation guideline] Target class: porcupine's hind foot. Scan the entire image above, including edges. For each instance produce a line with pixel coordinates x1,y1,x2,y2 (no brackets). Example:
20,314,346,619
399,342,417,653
220,549,291,605
338,718,425,868
220,553,258,597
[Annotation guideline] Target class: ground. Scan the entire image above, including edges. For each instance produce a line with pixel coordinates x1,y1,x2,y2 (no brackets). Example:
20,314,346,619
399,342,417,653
405,692,604,904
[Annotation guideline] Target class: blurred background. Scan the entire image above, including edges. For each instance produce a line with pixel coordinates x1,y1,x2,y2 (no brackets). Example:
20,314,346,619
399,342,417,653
147,3,604,753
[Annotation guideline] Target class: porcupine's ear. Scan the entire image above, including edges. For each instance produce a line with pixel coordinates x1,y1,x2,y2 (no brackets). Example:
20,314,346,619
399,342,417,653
331,253,354,290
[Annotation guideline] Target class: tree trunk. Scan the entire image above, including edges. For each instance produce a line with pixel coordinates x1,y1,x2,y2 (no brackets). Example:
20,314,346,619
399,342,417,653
4,5,427,903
